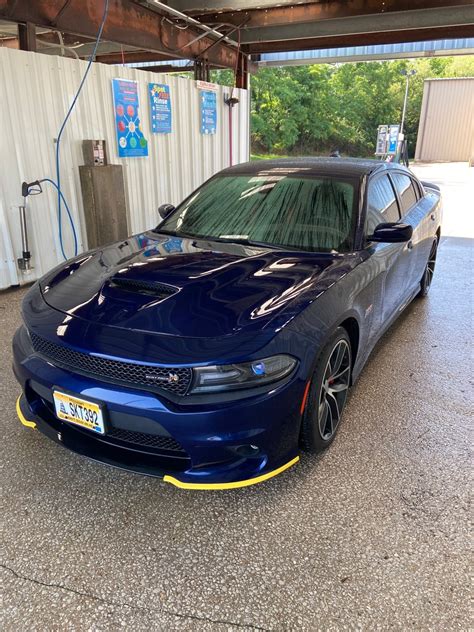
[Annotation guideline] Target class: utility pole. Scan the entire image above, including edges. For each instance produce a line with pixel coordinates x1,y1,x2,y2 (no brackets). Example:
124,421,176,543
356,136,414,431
400,69,416,136
399,69,416,166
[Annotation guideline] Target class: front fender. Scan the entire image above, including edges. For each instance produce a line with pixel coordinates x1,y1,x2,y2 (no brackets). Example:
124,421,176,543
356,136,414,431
285,262,375,380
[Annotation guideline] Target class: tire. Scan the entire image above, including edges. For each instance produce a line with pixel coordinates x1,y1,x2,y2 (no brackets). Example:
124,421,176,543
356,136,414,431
418,237,438,298
300,327,352,454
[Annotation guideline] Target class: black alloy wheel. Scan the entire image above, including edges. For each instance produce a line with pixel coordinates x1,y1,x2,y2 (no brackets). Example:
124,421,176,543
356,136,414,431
318,338,351,440
300,327,352,453
419,238,438,297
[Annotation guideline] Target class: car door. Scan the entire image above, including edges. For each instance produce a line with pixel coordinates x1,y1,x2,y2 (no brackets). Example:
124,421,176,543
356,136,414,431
390,171,432,296
365,173,413,329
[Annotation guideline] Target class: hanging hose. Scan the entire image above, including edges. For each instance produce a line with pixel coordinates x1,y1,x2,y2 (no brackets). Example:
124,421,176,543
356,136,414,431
53,0,109,260
21,178,78,258
40,178,78,256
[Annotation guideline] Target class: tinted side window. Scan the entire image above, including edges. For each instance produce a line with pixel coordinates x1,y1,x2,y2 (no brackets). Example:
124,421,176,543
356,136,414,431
392,173,419,215
366,175,400,233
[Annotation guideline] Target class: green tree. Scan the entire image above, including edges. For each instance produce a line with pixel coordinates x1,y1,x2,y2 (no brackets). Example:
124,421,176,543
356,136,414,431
244,55,473,158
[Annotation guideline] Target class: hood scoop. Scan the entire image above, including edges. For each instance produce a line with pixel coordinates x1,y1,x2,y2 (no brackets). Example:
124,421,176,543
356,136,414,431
109,276,178,298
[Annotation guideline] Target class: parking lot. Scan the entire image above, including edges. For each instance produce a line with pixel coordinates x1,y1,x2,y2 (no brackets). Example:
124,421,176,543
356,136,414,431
1,162,472,630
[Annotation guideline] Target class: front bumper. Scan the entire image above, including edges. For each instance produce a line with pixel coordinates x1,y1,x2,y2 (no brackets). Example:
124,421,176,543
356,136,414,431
13,327,303,489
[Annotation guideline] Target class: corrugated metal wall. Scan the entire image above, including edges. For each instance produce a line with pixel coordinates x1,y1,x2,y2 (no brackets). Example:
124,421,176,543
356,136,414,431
415,78,474,162
0,48,249,289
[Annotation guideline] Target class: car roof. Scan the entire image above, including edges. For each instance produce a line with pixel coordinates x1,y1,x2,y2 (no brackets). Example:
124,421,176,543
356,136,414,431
219,157,406,179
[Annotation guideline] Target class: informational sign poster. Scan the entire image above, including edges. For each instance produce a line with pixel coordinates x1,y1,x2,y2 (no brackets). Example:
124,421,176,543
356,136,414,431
200,90,217,135
375,123,400,155
149,83,172,134
112,78,148,157
375,125,388,155
196,80,219,92
388,124,400,154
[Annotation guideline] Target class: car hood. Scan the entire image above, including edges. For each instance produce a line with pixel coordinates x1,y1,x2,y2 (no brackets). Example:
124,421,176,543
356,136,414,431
40,232,359,338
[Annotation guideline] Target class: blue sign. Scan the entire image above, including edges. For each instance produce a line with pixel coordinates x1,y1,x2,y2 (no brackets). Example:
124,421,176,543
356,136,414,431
388,124,400,154
200,90,217,135
149,83,172,134
112,78,148,158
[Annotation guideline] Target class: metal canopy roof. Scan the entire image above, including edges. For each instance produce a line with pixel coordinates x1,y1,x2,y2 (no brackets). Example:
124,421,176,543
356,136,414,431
0,1,473,86
258,38,474,66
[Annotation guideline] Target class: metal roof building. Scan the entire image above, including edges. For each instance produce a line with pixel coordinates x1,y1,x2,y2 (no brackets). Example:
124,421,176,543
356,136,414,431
415,77,474,162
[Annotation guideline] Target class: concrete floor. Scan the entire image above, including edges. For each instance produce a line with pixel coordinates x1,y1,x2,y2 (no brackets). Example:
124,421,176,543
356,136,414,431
1,163,472,631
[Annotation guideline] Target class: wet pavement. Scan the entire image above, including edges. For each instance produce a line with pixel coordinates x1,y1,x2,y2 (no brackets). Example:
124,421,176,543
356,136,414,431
1,163,472,630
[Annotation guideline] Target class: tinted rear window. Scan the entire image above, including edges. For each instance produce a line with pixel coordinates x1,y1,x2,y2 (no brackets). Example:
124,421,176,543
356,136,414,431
392,173,419,214
367,174,400,230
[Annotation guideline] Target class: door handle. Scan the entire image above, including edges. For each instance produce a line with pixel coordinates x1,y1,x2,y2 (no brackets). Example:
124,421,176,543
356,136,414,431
407,240,413,250
430,213,436,221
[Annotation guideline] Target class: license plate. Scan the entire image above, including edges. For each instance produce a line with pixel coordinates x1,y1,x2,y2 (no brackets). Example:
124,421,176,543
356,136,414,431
53,390,105,435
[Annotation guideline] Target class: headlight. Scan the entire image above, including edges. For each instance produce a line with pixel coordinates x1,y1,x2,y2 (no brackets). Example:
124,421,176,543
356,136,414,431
190,354,297,394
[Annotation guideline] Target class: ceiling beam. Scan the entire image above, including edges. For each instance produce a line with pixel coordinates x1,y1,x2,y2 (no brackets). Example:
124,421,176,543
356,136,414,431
245,24,474,55
0,0,239,68
0,35,19,48
96,51,179,64
196,1,474,29
170,0,312,13
134,64,193,73
239,6,474,46
95,49,259,74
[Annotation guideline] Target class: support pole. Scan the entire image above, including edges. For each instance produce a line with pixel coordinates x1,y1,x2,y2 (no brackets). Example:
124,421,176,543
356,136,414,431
400,75,410,136
18,22,36,52
194,59,210,82
236,53,249,90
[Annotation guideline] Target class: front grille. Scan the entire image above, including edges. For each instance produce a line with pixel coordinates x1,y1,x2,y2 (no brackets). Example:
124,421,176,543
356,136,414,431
30,331,192,396
107,427,185,453
109,277,177,297
37,393,189,462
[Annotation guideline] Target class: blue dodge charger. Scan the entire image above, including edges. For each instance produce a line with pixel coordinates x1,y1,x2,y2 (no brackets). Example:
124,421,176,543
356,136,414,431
13,158,442,489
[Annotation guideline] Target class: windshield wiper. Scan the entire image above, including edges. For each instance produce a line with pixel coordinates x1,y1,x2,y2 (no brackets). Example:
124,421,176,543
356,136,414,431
154,228,198,240
188,234,282,250
223,236,309,251
154,230,298,252
229,237,284,250
153,228,177,236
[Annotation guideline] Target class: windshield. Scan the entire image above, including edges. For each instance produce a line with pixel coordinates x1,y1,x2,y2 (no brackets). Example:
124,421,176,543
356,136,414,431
159,174,357,253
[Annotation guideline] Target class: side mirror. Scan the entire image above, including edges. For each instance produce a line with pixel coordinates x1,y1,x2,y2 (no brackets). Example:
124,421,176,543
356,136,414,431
369,222,413,243
158,203,175,220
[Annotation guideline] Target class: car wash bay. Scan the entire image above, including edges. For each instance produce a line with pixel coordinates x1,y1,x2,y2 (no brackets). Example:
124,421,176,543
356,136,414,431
1,162,471,628
1,1,473,629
